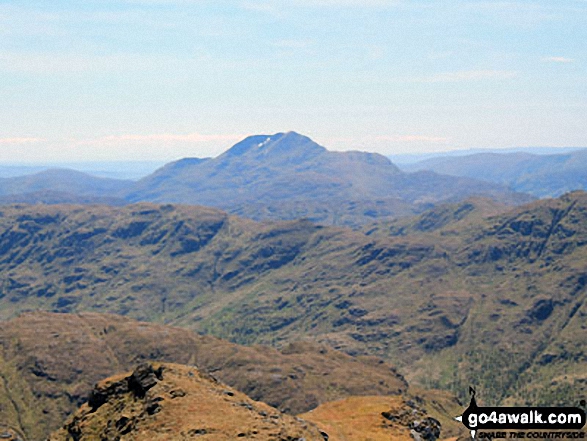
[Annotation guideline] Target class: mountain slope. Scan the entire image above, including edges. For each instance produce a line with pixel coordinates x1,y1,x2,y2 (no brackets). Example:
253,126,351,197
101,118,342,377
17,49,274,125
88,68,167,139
48,363,456,441
401,149,587,197
0,194,585,408
0,312,406,440
364,197,512,237
124,132,532,226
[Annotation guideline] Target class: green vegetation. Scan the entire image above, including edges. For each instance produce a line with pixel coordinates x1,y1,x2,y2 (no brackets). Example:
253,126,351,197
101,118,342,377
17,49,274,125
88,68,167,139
0,191,585,420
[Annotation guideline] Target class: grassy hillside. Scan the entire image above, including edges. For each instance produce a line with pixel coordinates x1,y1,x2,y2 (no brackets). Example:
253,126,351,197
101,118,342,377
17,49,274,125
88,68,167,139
0,193,585,409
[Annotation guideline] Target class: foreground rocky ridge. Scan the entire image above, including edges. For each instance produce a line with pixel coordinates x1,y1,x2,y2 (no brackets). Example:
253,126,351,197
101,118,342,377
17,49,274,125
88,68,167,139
0,312,407,440
301,395,448,441
47,363,458,441
48,362,328,441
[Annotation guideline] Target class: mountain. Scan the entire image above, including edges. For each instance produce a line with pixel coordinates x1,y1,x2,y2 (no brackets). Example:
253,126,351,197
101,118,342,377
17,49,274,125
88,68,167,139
390,146,584,165
400,149,587,197
0,161,166,180
0,194,585,408
0,312,407,440
123,132,532,226
48,362,328,441
300,395,458,441
363,197,512,237
0,133,532,226
0,169,132,199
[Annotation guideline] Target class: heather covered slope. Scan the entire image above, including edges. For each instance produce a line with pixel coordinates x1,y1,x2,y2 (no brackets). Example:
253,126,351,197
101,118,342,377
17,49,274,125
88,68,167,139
0,312,407,440
0,193,586,407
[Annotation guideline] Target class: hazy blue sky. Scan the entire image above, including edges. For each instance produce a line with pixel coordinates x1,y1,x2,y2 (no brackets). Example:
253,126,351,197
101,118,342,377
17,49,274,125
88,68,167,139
1,0,586,162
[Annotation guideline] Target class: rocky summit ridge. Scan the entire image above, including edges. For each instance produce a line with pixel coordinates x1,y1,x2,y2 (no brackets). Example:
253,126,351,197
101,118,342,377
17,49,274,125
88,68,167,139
48,362,328,441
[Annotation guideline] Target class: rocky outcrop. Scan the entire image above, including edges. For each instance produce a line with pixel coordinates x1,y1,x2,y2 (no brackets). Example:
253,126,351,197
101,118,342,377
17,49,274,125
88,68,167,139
48,363,328,441
382,399,441,441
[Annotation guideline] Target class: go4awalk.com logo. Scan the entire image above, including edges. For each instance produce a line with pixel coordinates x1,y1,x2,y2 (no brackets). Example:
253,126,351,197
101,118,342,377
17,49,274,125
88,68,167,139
455,388,586,439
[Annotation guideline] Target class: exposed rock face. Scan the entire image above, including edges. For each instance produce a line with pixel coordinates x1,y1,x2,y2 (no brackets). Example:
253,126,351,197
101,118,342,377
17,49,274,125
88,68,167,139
382,399,441,441
409,418,442,441
49,363,328,441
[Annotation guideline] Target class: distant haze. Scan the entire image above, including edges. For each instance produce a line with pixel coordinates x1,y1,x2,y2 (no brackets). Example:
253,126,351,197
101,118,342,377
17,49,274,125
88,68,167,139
391,146,587,164
0,161,167,180
0,2,585,162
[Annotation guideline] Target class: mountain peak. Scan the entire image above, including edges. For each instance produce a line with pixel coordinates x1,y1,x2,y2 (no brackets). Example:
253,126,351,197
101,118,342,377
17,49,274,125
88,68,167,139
220,131,326,163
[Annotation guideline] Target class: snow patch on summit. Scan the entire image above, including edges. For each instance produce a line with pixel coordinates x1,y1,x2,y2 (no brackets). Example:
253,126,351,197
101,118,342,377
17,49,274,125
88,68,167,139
257,137,272,148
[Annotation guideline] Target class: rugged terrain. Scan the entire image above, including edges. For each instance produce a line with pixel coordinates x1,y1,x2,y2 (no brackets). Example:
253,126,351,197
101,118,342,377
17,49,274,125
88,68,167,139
0,192,585,408
301,394,461,441
0,312,407,440
48,362,328,441
47,362,457,441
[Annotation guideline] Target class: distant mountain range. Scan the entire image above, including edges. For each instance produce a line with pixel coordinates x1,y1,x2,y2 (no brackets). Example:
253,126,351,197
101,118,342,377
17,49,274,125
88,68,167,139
390,146,585,164
0,161,165,180
401,148,587,197
1,193,586,409
0,132,532,227
0,168,131,198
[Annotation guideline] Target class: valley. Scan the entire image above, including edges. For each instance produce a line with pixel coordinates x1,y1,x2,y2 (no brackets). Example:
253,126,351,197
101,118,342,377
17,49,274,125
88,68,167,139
0,191,585,416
